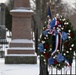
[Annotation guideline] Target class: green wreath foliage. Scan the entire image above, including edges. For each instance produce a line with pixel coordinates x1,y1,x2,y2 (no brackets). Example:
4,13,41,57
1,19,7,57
39,15,76,70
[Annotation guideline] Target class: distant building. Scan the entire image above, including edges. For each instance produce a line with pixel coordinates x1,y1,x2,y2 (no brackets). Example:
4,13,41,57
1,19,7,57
0,3,6,39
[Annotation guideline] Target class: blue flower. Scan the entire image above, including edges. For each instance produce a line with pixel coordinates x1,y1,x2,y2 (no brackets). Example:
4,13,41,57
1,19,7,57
48,57,54,65
38,43,44,52
50,18,56,29
57,54,64,62
62,31,68,41
42,30,49,36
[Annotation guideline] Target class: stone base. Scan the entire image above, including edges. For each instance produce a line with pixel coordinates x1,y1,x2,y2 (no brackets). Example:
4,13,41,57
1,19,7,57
5,54,37,64
0,51,5,58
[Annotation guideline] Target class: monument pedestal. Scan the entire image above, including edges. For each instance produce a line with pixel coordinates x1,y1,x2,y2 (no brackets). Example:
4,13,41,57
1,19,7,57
5,0,37,64
5,39,37,64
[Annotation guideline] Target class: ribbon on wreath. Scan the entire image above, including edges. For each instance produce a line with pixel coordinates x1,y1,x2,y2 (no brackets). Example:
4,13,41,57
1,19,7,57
41,17,68,55
49,17,62,55
50,17,68,54
39,17,70,70
64,59,70,71
48,17,70,70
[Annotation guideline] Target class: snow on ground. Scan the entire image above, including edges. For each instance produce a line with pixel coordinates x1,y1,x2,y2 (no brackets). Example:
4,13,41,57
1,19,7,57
0,57,76,75
0,30,39,75
0,31,39,75
0,58,39,75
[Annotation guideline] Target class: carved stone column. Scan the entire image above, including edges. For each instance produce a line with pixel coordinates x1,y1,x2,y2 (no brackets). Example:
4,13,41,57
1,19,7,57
5,0,37,64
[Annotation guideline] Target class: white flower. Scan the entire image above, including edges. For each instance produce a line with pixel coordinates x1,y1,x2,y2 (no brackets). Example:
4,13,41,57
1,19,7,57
42,41,45,43
68,30,71,33
63,53,66,56
44,51,46,53
62,18,66,21
70,48,72,50
38,39,40,41
49,48,52,51
71,44,74,47
66,51,69,53
43,27,45,30
56,13,59,18
48,19,51,22
44,37,46,39
61,27,64,30
64,22,67,25
58,64,60,66
67,33,70,35
53,57,56,59
57,50,59,52
57,27,61,31
46,35,48,37
44,21,47,24
60,16,62,18
41,55,43,57
66,22,69,25
40,34,42,38
44,49,46,51
68,36,71,39
44,59,46,62
64,22,69,25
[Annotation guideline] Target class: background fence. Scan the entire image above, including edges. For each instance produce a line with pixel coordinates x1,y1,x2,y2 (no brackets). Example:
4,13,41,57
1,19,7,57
49,55,76,75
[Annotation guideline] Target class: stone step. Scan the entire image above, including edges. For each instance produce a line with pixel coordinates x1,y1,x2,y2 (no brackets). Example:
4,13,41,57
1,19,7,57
5,54,37,56
9,39,34,47
10,43,33,47
7,47,35,54
5,54,37,64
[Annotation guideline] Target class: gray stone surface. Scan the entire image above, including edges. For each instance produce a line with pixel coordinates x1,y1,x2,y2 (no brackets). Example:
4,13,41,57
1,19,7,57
5,56,37,64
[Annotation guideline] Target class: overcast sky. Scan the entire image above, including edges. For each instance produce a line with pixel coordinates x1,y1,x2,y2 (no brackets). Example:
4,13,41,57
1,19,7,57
63,0,75,3
0,0,75,9
0,0,75,5
62,0,75,8
0,0,7,3
0,0,75,3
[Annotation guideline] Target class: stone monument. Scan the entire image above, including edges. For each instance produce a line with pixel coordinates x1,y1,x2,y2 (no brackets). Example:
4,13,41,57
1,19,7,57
5,0,37,64
0,3,6,39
